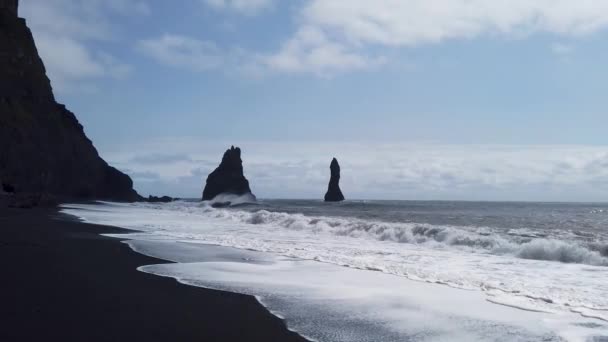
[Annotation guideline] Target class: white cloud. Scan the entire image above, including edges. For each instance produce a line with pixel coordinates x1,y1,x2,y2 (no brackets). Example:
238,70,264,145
263,26,385,75
265,0,608,74
20,0,146,93
202,0,274,15
302,0,608,46
101,138,608,201
36,37,104,78
32,36,132,92
136,35,262,75
137,34,224,71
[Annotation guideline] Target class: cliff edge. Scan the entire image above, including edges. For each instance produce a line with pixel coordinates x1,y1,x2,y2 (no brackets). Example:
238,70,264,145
0,2,140,202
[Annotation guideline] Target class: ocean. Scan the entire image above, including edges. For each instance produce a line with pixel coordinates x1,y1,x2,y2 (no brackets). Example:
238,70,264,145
62,198,608,341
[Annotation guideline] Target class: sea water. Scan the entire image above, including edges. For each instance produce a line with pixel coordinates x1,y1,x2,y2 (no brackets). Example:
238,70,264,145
61,199,608,341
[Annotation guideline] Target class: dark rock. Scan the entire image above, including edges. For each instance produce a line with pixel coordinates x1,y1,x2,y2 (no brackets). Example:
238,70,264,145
0,2,140,202
8,192,57,208
0,0,17,17
324,158,345,202
202,146,255,201
2,182,15,193
147,195,174,203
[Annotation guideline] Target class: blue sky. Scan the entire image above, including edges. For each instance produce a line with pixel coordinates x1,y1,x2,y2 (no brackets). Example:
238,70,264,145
18,0,608,201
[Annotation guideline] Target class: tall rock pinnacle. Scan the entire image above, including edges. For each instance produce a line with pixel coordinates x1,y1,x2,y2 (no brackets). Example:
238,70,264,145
324,158,345,202
202,146,255,201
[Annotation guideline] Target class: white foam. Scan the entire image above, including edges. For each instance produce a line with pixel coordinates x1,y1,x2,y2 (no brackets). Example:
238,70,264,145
60,201,608,341
206,192,257,206
139,252,605,342
516,239,608,265
133,204,608,266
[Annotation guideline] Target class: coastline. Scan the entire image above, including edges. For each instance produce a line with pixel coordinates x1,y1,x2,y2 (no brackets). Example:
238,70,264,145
0,206,307,342
59,200,608,341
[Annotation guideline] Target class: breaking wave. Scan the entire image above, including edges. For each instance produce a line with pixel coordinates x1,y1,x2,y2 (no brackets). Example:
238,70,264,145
61,200,608,327
202,208,608,266
516,240,608,266
206,192,257,207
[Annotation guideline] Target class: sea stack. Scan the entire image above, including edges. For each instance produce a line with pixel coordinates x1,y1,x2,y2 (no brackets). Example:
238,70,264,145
202,146,255,201
0,0,140,203
324,158,345,202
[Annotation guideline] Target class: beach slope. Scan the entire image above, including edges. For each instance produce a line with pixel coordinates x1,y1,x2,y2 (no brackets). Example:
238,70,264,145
0,207,307,342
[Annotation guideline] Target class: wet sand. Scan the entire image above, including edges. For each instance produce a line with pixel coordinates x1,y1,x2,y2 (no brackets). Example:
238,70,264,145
0,207,307,342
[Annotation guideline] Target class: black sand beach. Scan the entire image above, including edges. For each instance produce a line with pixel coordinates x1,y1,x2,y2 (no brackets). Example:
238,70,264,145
0,207,307,342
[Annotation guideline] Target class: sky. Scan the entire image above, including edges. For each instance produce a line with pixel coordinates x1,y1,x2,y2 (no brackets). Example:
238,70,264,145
18,0,608,201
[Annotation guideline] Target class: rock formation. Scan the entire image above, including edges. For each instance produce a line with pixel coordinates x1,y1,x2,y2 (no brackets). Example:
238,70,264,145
2,182,15,193
0,1,17,17
202,146,254,201
147,195,175,203
0,1,140,203
324,158,345,202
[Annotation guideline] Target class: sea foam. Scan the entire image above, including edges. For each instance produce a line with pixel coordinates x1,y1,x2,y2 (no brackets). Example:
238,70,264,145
61,201,608,331
191,206,608,266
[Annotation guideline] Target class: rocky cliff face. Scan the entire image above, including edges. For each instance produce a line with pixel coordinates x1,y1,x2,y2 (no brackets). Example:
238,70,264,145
324,158,345,202
0,3,140,202
202,146,254,201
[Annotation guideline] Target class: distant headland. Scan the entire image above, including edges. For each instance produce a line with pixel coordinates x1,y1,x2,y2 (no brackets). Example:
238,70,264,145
0,1,140,207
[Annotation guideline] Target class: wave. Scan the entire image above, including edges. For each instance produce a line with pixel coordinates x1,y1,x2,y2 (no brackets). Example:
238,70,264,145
590,243,608,257
516,239,608,266
205,192,257,207
61,201,608,327
200,208,608,266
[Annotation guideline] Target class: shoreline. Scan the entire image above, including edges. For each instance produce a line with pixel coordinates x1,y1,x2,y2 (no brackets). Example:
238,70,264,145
0,206,308,342
59,200,608,341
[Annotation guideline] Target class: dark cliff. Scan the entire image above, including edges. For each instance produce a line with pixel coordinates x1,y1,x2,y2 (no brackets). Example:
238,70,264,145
0,2,140,202
324,158,345,202
202,146,254,201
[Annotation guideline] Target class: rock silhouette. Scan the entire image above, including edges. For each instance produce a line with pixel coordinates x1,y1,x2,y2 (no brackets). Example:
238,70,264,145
202,146,254,201
2,182,15,194
0,1,140,203
324,158,345,202
147,195,174,203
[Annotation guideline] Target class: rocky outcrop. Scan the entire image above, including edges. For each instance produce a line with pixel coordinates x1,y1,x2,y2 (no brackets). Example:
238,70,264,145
202,146,254,201
146,195,175,203
7,192,57,208
2,182,15,193
0,2,140,203
324,158,345,202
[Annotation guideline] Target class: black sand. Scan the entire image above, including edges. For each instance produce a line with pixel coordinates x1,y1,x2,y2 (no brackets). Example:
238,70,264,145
0,207,308,342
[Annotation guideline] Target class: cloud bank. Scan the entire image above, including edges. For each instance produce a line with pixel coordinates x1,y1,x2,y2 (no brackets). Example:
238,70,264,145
132,1,608,76
26,1,608,79
101,138,608,201
264,0,608,74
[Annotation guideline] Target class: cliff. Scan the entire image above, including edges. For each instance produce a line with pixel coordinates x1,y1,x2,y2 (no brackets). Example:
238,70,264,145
202,146,254,201
324,158,345,202
0,3,140,202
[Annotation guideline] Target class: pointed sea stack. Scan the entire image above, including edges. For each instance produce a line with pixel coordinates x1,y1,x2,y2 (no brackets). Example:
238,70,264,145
0,0,140,203
324,158,345,202
202,146,254,201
